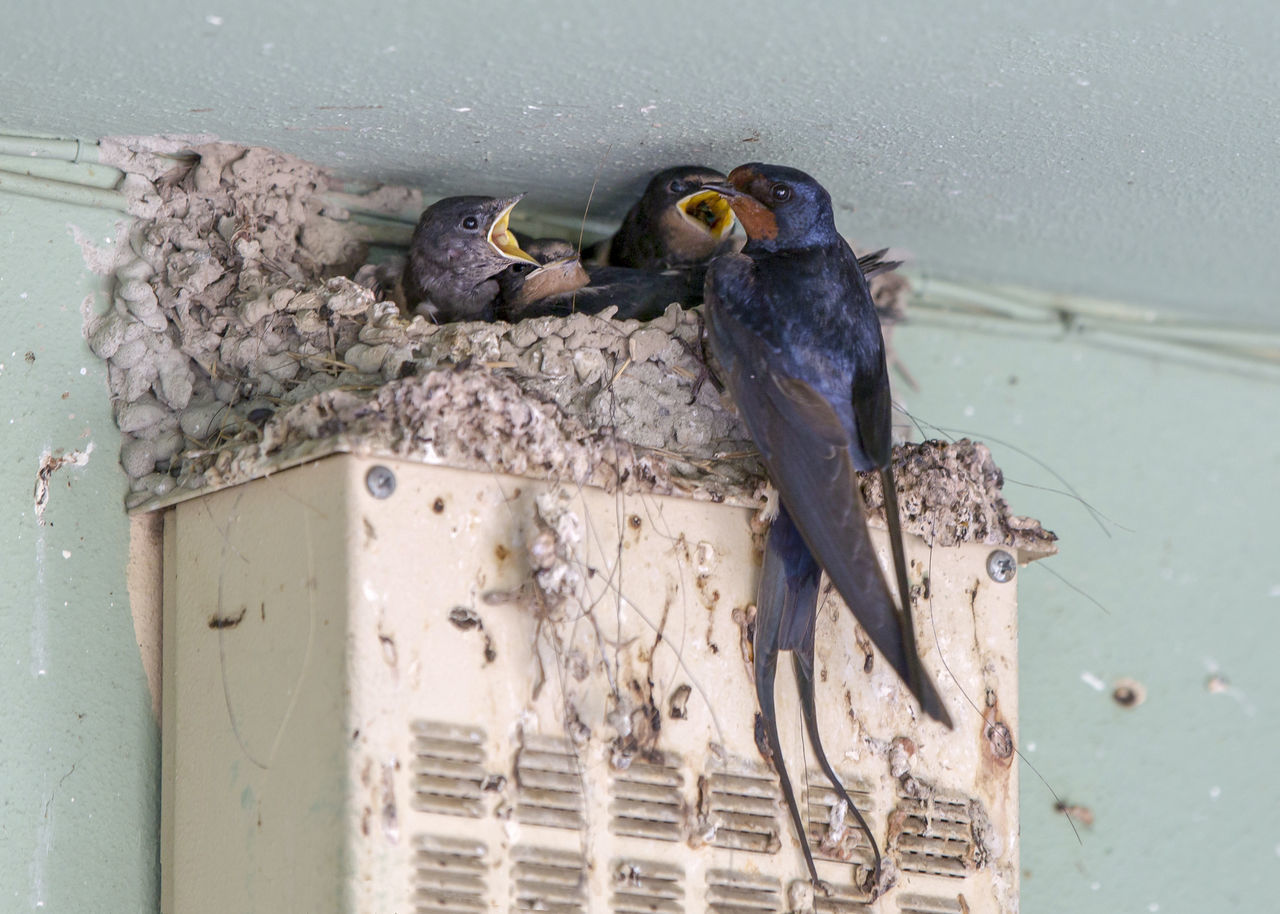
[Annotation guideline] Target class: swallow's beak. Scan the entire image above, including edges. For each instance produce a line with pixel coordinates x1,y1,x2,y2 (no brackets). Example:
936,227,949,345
676,188,737,239
699,181,741,197
706,173,777,241
487,195,539,264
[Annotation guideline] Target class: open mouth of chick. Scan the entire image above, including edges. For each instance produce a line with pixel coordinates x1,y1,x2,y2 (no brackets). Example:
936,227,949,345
487,201,539,264
677,190,736,239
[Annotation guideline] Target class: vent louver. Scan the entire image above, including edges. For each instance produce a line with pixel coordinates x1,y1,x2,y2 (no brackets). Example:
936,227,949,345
411,833,487,913
611,757,684,842
611,858,684,914
698,768,783,854
410,720,489,819
512,844,587,913
895,892,969,913
814,881,875,914
514,735,587,831
805,771,878,869
893,792,979,879
705,868,781,914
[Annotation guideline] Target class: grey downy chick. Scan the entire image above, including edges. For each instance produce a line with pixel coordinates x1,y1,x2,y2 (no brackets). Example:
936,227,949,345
402,194,539,322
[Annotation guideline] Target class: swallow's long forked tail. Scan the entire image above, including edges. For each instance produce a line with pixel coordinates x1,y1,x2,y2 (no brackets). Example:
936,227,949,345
756,506,884,891
793,653,883,889
754,505,820,884
754,641,819,885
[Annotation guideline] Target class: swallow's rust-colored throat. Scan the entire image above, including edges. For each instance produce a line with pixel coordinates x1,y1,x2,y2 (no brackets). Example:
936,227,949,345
720,167,778,241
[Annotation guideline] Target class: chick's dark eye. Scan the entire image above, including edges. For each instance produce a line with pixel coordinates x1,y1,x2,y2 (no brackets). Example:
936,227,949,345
462,215,480,231
667,180,686,195
770,183,792,203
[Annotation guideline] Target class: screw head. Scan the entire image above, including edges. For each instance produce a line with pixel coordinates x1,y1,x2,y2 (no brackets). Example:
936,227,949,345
986,549,1016,583
365,465,396,499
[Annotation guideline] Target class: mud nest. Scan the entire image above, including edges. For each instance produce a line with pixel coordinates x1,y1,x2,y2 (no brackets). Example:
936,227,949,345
82,138,1053,556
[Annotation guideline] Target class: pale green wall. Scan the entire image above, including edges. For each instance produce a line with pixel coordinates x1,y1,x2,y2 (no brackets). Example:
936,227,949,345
0,197,158,910
893,318,1280,912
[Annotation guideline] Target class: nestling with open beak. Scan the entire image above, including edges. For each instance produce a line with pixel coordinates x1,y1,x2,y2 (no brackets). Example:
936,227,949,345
401,194,540,322
589,165,738,270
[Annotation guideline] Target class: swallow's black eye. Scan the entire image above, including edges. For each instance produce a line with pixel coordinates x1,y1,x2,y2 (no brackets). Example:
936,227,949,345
667,179,686,195
462,215,480,231
770,183,792,203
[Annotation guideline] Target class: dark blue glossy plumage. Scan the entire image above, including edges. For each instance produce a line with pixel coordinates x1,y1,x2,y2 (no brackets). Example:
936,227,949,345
704,163,952,889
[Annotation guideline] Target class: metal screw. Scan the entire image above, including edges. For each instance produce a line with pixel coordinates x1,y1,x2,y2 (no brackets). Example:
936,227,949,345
365,465,396,499
986,549,1016,583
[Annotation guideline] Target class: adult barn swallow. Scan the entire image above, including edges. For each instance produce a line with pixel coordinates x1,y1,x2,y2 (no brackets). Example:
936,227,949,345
590,165,737,270
704,163,952,886
401,195,539,322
